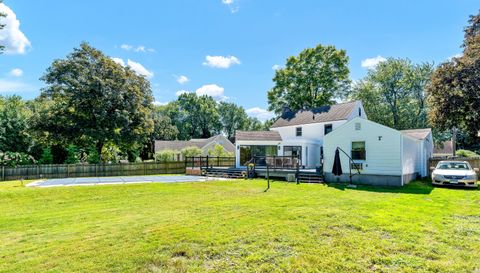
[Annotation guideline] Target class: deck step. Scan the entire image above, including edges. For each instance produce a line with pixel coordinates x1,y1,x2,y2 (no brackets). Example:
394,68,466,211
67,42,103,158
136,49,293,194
297,172,324,183
203,168,245,179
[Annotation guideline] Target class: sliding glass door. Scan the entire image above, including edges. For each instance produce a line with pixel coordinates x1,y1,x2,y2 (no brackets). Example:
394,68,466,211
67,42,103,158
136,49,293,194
239,145,277,166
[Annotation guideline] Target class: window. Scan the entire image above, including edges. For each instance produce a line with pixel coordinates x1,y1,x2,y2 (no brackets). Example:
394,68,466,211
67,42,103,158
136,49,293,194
359,108,362,116
355,123,361,130
284,146,302,159
324,124,333,135
296,127,302,137
351,141,366,160
239,145,278,166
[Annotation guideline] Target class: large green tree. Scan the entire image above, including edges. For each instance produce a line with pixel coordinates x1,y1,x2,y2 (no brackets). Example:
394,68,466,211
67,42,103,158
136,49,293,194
164,93,221,139
0,96,32,153
348,58,433,130
267,44,350,115
427,11,480,140
33,43,154,157
218,102,249,139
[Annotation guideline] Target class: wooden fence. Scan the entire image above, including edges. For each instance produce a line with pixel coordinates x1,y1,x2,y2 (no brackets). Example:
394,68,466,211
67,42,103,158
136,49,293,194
429,157,480,173
0,161,186,182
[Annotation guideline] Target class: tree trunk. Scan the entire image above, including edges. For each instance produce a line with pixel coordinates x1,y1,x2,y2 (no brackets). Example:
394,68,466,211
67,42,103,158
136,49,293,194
96,141,104,162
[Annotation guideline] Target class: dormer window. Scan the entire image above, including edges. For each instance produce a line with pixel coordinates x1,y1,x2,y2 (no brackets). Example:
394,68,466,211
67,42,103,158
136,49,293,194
296,127,302,137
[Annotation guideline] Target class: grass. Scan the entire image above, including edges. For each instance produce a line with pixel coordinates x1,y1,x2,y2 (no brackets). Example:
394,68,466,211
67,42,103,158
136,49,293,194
1,179,479,272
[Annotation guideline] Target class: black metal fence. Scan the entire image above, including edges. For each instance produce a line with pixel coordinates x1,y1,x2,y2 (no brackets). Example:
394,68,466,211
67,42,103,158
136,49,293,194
0,161,186,182
185,156,236,169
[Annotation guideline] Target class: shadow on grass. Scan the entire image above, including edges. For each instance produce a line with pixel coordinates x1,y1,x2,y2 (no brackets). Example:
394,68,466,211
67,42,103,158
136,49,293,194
326,180,435,195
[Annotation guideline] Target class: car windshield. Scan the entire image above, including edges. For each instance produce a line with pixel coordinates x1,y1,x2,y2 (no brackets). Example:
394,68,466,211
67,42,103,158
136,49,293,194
437,162,470,170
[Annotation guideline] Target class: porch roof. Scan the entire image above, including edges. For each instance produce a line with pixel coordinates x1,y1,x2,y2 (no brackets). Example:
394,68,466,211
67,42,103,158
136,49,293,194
235,130,282,141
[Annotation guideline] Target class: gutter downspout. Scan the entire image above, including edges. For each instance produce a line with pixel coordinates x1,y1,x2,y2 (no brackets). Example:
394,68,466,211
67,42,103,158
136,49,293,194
400,134,404,186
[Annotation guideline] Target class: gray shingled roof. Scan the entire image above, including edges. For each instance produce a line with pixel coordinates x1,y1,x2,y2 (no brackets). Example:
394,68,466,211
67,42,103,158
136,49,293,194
270,101,359,128
235,130,282,141
401,128,432,140
154,135,235,153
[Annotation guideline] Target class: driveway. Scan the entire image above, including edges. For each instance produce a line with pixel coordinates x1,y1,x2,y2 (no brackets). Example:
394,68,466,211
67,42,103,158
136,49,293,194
26,175,223,188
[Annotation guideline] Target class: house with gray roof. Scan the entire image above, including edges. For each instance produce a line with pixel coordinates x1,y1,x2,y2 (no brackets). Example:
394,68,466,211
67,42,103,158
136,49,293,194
234,101,367,168
155,135,235,160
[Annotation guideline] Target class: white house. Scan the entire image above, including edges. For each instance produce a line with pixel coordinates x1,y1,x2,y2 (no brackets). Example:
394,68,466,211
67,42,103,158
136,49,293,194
323,117,433,186
235,101,367,168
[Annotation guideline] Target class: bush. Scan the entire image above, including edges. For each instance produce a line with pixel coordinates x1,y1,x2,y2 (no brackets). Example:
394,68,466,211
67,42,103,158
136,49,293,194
101,142,122,163
38,147,54,164
86,147,100,164
208,144,233,157
154,150,178,162
0,151,36,167
181,146,203,158
456,149,479,158
64,144,80,164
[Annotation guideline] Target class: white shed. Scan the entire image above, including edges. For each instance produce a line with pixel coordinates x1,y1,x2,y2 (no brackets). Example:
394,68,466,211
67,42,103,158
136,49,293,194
323,117,433,186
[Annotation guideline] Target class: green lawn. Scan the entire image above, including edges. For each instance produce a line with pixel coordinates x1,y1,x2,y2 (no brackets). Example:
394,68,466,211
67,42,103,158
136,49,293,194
1,179,479,272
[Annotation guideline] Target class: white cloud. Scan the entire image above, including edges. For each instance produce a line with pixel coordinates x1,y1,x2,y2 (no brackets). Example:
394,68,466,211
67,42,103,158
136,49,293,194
246,107,275,122
361,55,387,69
120,44,155,53
0,79,34,93
9,68,23,77
0,3,31,54
112,57,126,66
272,64,281,70
449,53,462,60
203,55,240,69
195,84,227,101
127,59,154,78
120,44,133,51
112,57,154,78
175,75,189,84
175,90,190,96
221,0,239,13
153,101,168,106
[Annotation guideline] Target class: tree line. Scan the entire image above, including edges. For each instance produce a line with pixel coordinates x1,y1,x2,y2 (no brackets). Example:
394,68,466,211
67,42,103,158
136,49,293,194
0,44,269,165
1,10,479,165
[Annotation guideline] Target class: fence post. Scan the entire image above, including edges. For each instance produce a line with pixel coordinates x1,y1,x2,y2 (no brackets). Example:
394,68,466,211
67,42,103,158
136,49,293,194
67,164,69,178
144,162,147,175
1,166,4,181
217,156,220,167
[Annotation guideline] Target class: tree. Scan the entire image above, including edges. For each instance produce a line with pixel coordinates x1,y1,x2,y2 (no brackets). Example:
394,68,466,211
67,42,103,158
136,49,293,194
427,11,480,140
38,147,54,164
33,43,154,158
86,146,100,164
180,146,202,158
0,96,32,153
175,93,221,139
218,102,249,139
267,44,350,115
0,0,5,53
208,144,233,157
348,58,433,130
64,144,79,164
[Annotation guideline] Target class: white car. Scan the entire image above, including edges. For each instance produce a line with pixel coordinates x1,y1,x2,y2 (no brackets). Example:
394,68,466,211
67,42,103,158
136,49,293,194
431,161,478,188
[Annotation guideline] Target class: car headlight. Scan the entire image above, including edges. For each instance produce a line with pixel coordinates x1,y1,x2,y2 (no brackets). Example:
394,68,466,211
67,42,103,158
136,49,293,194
464,174,477,180
432,174,444,180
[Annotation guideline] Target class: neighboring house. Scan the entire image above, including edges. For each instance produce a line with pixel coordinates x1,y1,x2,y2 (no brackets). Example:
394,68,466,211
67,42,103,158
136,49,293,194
235,101,367,168
155,135,235,160
323,117,433,186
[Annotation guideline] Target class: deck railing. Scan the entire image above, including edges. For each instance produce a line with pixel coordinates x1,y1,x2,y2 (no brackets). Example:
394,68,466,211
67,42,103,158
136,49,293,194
185,156,236,169
251,155,301,170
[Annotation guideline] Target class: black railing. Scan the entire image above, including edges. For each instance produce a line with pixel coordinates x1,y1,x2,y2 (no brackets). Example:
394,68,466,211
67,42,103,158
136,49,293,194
185,156,236,169
251,155,301,170
336,147,361,184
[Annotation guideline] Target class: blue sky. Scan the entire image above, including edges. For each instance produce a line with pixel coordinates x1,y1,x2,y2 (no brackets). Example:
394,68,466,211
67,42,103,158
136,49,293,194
0,0,477,121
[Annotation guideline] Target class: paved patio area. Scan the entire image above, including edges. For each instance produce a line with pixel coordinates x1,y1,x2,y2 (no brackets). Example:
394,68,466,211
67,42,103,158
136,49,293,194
27,175,223,188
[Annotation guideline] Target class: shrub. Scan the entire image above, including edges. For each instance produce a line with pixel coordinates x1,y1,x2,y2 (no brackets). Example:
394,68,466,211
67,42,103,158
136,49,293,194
154,150,178,162
64,144,80,164
208,144,233,157
0,151,36,167
38,147,54,164
101,142,122,163
456,149,479,158
86,147,100,164
181,146,203,158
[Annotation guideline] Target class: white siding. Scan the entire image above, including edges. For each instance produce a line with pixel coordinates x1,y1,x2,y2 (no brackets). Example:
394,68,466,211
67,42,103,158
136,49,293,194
402,135,420,176
323,118,403,176
271,120,347,142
